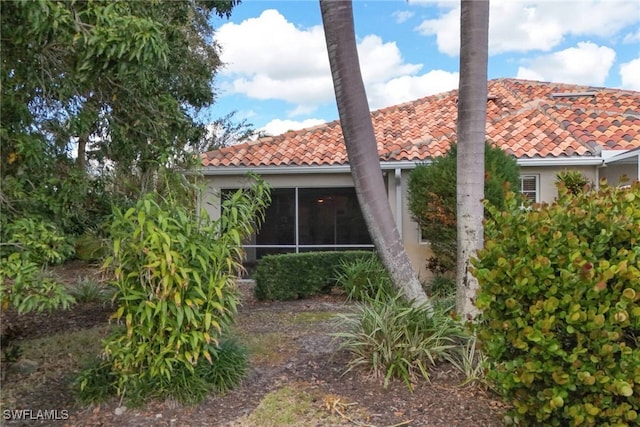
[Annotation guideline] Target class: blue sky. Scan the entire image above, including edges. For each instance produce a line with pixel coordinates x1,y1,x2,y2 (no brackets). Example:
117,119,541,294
206,0,640,136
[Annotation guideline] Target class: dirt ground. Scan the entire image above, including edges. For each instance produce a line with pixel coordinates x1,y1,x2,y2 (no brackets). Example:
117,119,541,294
1,262,508,427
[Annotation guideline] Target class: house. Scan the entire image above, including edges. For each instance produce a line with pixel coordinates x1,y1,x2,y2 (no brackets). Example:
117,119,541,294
200,78,640,279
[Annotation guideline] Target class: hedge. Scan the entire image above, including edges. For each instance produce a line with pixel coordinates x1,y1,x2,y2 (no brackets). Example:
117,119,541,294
253,251,375,301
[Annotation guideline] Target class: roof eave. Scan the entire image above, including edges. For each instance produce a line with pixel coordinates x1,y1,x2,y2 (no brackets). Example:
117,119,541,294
604,148,640,165
517,157,604,167
199,160,426,176
200,157,607,175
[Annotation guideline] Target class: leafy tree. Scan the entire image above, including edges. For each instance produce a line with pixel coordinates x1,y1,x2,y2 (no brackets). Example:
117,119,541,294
320,0,432,310
197,111,262,153
1,0,241,214
456,0,491,319
0,0,241,313
408,143,519,276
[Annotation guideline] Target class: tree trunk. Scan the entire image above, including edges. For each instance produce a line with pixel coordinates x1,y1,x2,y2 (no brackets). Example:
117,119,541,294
456,0,490,319
76,134,88,171
320,0,431,309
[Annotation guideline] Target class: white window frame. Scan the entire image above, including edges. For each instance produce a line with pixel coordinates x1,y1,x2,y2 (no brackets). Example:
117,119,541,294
418,225,431,245
520,174,540,203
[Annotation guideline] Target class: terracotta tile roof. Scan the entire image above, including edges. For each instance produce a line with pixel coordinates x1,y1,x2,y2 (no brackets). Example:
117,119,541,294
201,78,640,168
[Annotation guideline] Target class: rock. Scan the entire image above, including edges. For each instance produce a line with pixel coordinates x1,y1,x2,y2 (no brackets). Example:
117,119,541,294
114,406,127,416
13,358,39,375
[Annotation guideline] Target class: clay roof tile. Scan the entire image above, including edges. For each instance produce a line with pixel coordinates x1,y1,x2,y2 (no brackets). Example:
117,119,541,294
200,79,640,168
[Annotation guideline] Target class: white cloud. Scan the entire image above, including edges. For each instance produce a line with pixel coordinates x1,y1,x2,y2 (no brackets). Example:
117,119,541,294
415,0,640,56
367,70,459,109
215,9,453,117
216,10,332,112
623,29,640,44
516,42,616,86
620,58,640,90
357,35,423,84
392,10,414,24
262,118,326,136
415,7,459,56
217,10,328,79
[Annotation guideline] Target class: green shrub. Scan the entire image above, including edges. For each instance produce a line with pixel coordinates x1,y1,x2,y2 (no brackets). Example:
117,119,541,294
81,175,269,405
334,253,394,301
556,170,591,195
75,339,248,405
0,217,75,265
334,293,464,391
473,182,640,426
408,142,519,273
426,275,456,299
151,339,249,405
0,254,75,313
253,251,374,301
196,339,249,395
0,217,76,312
69,276,113,303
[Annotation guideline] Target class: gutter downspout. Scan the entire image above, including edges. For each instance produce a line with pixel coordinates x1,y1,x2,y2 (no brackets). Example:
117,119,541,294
395,168,403,237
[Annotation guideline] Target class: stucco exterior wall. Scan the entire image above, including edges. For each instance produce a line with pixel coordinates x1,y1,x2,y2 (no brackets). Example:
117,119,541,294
519,165,598,202
600,163,638,185
202,161,634,283
399,171,434,282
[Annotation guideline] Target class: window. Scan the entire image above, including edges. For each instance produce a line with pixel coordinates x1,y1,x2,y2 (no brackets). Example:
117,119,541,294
222,187,374,263
520,175,539,203
418,226,431,244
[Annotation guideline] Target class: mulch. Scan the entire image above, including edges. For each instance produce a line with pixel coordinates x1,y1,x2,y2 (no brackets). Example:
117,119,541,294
0,266,508,427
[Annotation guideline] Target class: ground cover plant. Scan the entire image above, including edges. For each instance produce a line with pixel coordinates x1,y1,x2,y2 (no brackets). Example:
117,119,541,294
0,274,507,426
333,256,483,392
474,181,640,426
334,293,465,391
333,252,395,301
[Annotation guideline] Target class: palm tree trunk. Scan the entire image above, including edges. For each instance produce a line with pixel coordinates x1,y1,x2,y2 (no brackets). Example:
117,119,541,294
320,0,431,309
456,0,490,319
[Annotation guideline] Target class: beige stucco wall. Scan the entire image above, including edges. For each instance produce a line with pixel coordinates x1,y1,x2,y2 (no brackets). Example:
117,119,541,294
386,170,433,282
520,165,598,203
600,163,638,186
202,160,635,283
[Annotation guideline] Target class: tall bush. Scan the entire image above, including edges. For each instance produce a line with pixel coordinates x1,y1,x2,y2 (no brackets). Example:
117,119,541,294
0,217,76,313
408,142,519,273
473,182,640,426
87,175,270,403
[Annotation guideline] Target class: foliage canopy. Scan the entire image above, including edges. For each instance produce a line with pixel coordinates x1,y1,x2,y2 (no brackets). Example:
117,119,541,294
407,143,519,273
